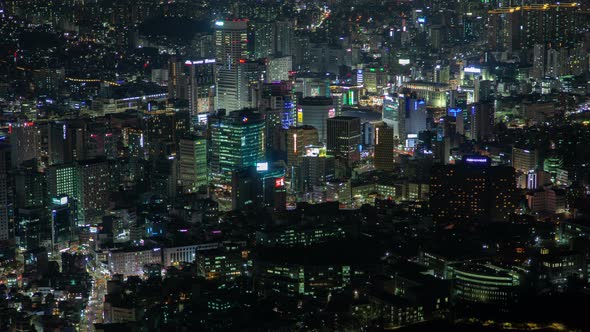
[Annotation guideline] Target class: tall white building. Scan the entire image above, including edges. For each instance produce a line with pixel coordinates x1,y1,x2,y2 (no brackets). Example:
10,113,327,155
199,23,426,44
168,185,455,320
215,19,248,111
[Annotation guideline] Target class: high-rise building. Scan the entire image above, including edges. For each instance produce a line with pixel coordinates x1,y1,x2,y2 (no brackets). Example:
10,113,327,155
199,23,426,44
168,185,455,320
215,19,249,112
178,135,208,194
362,66,387,93
382,96,402,138
486,8,521,52
47,164,78,204
215,19,248,68
430,156,517,225
77,159,110,224
0,145,13,241
512,147,538,174
208,110,266,186
217,66,248,111
254,81,296,129
15,163,45,209
48,121,74,166
50,196,76,251
186,58,216,119
168,57,187,100
267,56,292,83
286,126,319,168
273,21,293,57
396,94,429,146
298,97,336,142
296,146,335,193
469,102,494,142
533,44,545,80
326,116,361,164
9,121,38,168
231,167,262,210
253,22,274,59
374,125,395,172
16,208,44,251
217,59,266,112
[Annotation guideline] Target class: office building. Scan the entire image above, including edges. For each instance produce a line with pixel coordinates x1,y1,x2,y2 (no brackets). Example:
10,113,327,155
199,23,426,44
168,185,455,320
231,167,262,210
267,56,292,83
215,19,249,111
451,263,521,310
296,146,335,192
77,159,110,224
286,126,319,168
469,102,494,142
512,147,538,174
185,58,216,119
0,145,12,241
208,110,266,186
178,135,208,194
326,116,361,164
215,19,248,68
374,125,395,172
430,156,517,225
9,121,38,168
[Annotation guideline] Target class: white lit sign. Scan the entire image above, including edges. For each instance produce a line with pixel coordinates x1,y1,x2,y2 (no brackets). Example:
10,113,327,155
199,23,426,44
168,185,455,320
399,59,410,65
464,67,481,74
215,21,224,26
185,59,216,65
306,148,320,157
52,197,68,205
256,162,269,172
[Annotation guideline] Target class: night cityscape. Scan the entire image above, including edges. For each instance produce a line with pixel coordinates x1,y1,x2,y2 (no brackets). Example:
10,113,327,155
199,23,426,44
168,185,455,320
0,0,588,331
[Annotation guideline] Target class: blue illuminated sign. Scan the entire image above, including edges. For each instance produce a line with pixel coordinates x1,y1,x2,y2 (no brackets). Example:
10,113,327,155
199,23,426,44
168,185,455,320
448,108,462,117
464,156,490,165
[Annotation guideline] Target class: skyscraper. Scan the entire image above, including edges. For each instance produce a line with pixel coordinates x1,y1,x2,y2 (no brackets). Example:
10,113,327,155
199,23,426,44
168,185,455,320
286,125,319,168
178,135,208,194
77,159,110,224
186,58,216,119
9,121,38,169
254,22,274,59
0,145,13,241
215,19,248,67
215,19,249,111
533,44,546,80
374,125,395,172
469,102,494,142
208,110,266,186
326,116,361,164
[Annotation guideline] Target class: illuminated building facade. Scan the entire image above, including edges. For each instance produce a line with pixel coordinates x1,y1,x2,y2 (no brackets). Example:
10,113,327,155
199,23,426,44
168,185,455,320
178,135,208,194
208,110,266,186
451,263,520,310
